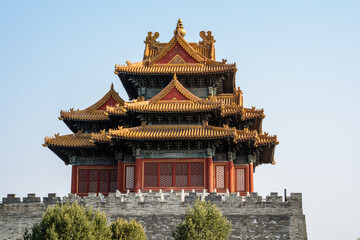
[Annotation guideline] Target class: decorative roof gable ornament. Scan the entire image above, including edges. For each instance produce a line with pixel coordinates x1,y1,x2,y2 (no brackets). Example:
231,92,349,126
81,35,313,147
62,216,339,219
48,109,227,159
199,31,216,44
174,18,186,37
144,31,159,44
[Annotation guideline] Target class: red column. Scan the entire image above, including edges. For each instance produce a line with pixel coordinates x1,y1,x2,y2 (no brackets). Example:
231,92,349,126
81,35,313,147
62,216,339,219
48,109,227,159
245,165,250,193
228,161,234,193
249,163,254,192
117,161,124,193
134,158,142,192
71,165,77,194
206,158,214,192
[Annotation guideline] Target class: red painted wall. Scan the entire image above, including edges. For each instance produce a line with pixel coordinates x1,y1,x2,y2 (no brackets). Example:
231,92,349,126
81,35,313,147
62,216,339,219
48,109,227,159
97,96,118,110
156,43,198,64
161,88,188,101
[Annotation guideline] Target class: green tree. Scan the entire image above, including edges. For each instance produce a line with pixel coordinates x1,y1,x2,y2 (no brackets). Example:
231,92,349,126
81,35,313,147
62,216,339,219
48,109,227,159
109,218,146,240
173,199,232,240
23,203,111,240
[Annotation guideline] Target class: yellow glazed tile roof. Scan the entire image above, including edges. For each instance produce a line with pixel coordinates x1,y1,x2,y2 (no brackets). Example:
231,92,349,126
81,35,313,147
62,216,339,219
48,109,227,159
92,123,278,146
59,84,124,121
124,101,221,113
255,133,279,147
107,74,222,114
221,106,265,120
93,124,237,141
114,28,236,75
60,109,109,121
44,132,94,148
115,64,237,75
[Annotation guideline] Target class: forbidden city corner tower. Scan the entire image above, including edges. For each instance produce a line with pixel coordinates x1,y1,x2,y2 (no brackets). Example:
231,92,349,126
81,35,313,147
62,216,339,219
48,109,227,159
44,19,279,196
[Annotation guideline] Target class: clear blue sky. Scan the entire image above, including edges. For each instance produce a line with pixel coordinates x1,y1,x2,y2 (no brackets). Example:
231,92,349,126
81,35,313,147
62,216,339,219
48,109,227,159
0,1,359,239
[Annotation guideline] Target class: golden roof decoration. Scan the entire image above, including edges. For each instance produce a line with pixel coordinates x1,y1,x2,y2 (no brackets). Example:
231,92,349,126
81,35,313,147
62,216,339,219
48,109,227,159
144,31,159,44
254,134,279,147
60,84,125,121
174,18,186,37
107,74,222,115
114,20,237,75
106,105,127,116
44,132,95,148
220,105,265,120
212,90,243,106
199,31,215,44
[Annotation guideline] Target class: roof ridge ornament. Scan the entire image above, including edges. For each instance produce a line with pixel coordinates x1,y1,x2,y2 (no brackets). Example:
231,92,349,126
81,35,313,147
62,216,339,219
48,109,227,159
174,18,186,37
144,31,159,44
199,31,215,43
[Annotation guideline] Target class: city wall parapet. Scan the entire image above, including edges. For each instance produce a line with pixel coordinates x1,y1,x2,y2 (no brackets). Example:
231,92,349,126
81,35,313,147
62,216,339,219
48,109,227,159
0,191,307,240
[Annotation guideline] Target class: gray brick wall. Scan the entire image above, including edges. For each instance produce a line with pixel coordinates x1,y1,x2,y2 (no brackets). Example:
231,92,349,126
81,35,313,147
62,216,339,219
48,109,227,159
0,192,307,240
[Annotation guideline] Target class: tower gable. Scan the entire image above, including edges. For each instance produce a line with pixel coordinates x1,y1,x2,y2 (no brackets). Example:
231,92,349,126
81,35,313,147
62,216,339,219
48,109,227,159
156,42,198,64
160,87,189,101
97,96,119,110
149,74,201,103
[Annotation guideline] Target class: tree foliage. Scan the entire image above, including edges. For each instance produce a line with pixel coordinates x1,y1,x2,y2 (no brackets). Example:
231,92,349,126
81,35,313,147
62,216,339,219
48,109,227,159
109,218,146,240
173,199,232,240
23,203,146,240
23,203,110,240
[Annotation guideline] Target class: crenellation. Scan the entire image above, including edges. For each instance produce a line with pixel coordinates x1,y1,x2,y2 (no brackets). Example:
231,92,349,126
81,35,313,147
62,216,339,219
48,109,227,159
2,194,20,204
0,191,305,206
205,192,222,203
23,193,41,203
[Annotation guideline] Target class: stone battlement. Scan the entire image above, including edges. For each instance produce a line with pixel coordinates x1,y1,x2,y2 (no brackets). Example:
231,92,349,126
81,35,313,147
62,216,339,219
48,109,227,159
0,191,307,240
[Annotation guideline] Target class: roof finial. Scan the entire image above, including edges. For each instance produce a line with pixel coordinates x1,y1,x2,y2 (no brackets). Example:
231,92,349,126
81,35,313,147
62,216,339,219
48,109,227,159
173,73,177,81
111,83,114,89
174,18,186,37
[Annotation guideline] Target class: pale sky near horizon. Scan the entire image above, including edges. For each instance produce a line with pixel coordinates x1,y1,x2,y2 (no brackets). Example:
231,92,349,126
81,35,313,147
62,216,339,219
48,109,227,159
0,1,359,239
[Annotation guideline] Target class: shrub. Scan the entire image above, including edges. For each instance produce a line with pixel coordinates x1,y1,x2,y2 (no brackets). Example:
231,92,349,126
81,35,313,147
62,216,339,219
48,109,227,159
23,203,111,240
173,199,232,240
109,218,146,240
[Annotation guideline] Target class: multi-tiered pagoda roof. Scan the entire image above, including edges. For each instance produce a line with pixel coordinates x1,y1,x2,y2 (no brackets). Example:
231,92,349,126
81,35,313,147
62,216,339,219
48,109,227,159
44,19,278,196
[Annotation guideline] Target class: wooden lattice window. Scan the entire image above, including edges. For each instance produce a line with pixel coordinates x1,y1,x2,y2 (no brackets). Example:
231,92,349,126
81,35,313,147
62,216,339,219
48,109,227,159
99,170,109,193
236,168,246,192
215,165,225,189
125,166,135,190
149,78,156,88
78,170,88,193
89,170,98,193
78,168,117,194
185,116,193,123
191,163,204,186
175,163,188,187
160,163,172,186
175,142,182,150
165,142,172,150
110,169,118,192
199,78,205,87
144,163,158,187
143,162,204,188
